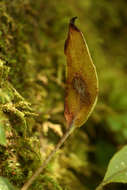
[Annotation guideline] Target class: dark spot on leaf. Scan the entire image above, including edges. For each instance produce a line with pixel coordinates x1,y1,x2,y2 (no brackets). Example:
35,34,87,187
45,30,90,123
72,76,85,96
72,75,91,105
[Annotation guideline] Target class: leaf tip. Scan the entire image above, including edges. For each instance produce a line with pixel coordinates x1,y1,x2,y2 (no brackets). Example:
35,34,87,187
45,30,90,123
70,17,78,25
64,17,79,54
69,17,79,32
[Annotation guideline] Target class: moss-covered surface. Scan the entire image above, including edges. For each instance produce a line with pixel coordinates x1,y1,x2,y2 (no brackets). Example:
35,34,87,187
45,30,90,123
0,0,127,189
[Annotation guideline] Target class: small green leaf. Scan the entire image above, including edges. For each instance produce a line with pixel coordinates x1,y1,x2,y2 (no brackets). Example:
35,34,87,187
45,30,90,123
0,123,6,146
0,177,17,190
96,145,127,189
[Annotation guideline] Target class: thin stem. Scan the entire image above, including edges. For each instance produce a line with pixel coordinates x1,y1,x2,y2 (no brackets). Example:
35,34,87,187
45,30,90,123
21,124,75,190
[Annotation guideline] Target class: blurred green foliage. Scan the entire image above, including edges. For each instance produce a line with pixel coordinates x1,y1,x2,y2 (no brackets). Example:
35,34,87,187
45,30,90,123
0,0,127,189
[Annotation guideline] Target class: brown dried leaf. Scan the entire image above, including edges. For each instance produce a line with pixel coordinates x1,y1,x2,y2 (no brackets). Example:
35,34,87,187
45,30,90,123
64,17,98,128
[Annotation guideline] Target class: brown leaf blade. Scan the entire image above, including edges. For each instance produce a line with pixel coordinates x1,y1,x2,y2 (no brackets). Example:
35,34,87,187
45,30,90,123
64,17,98,128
